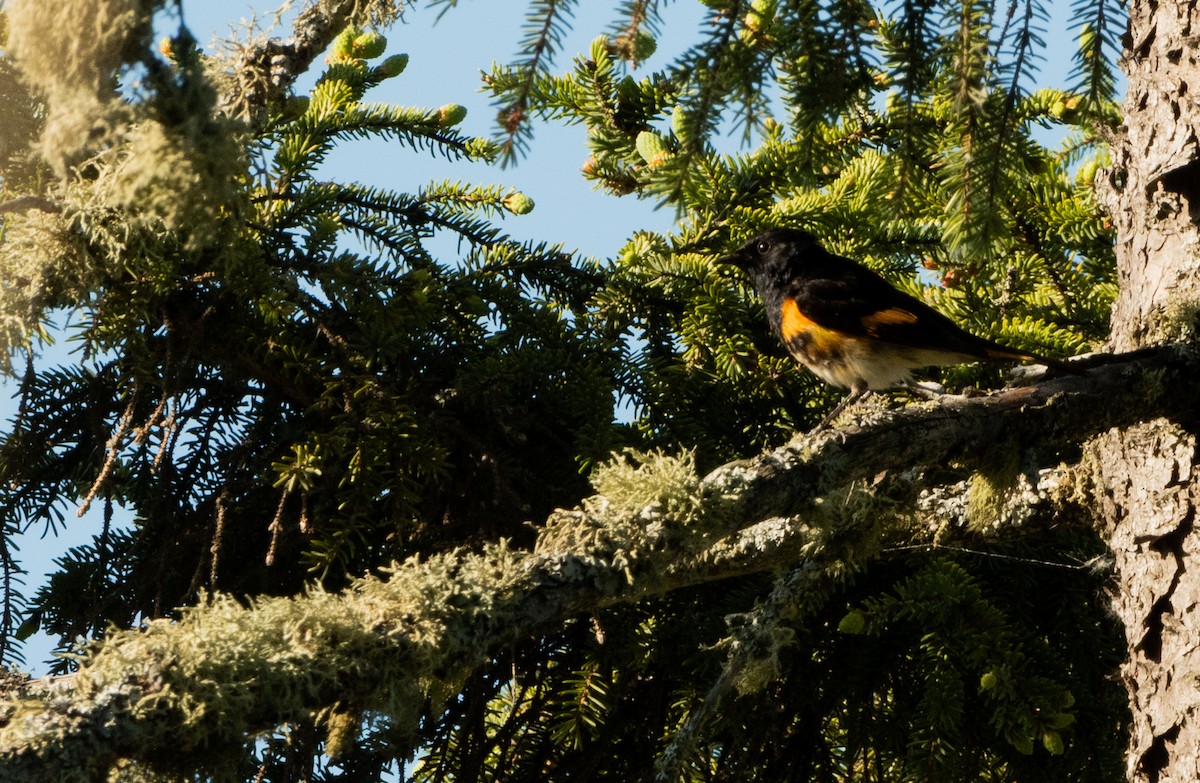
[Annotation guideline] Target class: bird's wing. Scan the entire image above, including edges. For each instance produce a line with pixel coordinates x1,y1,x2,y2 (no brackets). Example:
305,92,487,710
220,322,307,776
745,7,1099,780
787,268,1000,359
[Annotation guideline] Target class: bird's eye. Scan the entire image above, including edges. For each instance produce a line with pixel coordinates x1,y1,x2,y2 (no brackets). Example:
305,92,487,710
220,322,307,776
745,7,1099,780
754,240,770,254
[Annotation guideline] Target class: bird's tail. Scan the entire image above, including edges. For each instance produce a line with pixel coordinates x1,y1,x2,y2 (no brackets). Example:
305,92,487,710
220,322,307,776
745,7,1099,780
983,347,1086,375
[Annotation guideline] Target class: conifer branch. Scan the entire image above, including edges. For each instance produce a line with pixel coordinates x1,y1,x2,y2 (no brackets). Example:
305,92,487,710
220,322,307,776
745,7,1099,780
493,0,578,163
0,346,1192,781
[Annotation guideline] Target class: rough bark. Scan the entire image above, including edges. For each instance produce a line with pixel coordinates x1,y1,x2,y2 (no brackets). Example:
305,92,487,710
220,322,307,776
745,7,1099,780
1092,2,1200,781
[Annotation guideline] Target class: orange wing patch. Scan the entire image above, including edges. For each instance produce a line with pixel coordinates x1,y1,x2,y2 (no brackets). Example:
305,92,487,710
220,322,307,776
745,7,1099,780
861,307,918,336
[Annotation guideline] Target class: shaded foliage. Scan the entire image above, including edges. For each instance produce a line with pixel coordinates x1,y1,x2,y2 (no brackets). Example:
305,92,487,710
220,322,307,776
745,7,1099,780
0,17,625,665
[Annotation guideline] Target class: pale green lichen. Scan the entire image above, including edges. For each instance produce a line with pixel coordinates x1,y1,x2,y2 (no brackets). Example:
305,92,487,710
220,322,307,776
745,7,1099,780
6,0,155,174
587,448,702,522
5,537,531,777
966,445,1021,531
963,440,1062,533
0,0,257,371
7,0,248,245
541,449,712,566
0,208,95,370
1159,295,1200,344
724,616,795,697
87,118,248,250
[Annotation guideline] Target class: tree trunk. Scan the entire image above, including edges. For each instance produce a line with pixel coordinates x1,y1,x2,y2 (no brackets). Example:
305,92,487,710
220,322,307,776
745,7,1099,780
1093,2,1200,781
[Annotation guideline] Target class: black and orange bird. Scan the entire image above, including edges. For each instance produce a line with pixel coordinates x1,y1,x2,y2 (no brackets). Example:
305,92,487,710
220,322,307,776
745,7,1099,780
720,228,1079,429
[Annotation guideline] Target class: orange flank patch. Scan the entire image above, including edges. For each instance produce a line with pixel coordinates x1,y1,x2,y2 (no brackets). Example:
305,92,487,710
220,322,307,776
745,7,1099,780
861,307,918,336
779,297,815,342
780,298,846,357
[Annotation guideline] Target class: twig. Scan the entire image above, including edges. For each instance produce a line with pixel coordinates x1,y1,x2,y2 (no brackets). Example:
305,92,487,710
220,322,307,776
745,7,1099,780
0,196,61,215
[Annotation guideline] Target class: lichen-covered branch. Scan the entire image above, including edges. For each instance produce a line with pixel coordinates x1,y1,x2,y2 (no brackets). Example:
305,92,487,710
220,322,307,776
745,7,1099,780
0,347,1191,782
700,348,1196,522
218,0,408,120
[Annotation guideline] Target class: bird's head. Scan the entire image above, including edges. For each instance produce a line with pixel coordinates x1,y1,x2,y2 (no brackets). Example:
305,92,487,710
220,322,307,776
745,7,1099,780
718,228,820,290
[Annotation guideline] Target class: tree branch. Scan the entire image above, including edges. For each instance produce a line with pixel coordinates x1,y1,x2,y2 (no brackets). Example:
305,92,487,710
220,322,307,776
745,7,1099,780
0,346,1192,781
0,196,61,215
703,348,1193,522
219,0,408,120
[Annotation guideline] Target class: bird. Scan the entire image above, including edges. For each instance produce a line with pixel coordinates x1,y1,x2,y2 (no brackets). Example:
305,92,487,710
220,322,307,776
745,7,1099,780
719,227,1080,430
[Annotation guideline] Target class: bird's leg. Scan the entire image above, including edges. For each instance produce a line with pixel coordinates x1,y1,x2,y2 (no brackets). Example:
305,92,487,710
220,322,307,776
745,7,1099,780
813,384,869,431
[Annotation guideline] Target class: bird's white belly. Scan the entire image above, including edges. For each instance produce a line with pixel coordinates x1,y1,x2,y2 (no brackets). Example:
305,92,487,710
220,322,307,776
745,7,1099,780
801,340,973,391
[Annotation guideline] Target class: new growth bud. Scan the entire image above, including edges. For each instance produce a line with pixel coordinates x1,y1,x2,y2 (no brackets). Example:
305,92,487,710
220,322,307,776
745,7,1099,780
374,53,409,79
352,30,387,59
503,192,535,215
436,104,468,127
635,131,672,168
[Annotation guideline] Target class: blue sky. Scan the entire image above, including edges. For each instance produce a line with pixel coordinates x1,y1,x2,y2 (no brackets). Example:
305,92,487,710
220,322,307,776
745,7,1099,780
205,1,695,257
10,0,1094,674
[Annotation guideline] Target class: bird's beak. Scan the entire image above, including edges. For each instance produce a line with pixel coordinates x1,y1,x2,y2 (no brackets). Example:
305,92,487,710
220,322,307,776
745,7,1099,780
716,250,747,268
